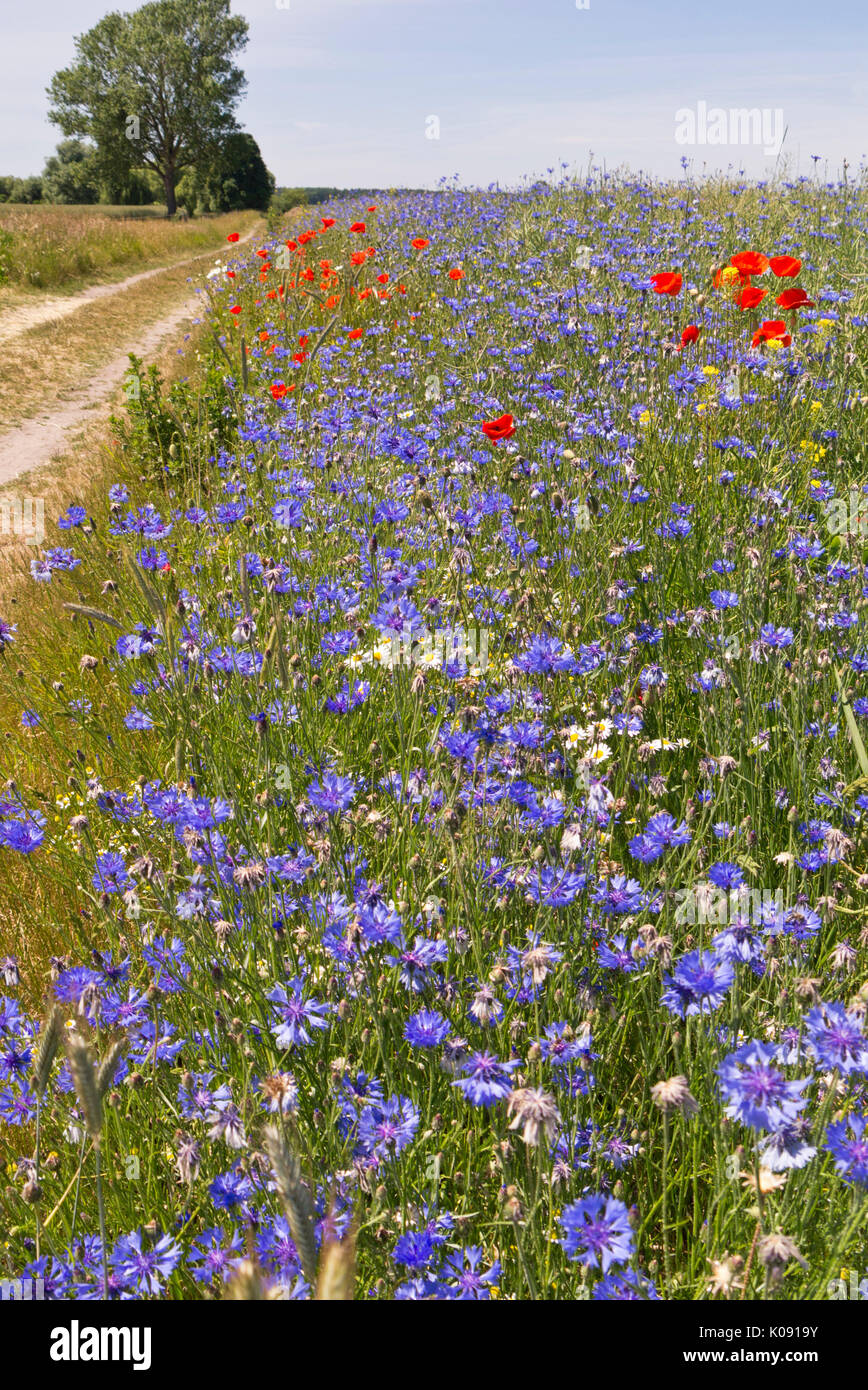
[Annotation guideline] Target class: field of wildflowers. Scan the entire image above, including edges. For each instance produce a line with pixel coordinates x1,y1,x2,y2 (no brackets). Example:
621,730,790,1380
2,169,868,1303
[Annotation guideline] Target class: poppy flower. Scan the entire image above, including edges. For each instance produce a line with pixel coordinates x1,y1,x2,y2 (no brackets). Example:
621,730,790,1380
730,251,769,279
229,305,242,315
734,286,767,310
448,267,465,281
347,328,363,340
680,324,700,347
286,240,297,252
350,251,367,267
226,233,240,243
376,273,389,285
367,205,377,212
350,222,366,233
776,287,815,310
712,265,740,290
270,383,288,399
751,320,792,347
769,256,801,278
411,237,430,250
298,230,316,245
650,272,682,296
482,413,516,442
321,217,335,229
226,270,235,279
256,248,268,259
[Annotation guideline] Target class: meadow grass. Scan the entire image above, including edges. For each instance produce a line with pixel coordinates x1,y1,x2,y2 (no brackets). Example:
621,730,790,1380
0,206,259,293
1,172,868,1301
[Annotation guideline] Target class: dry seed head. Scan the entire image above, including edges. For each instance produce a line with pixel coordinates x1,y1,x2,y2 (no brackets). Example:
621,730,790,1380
262,1125,318,1283
32,1004,62,1099
65,1031,102,1140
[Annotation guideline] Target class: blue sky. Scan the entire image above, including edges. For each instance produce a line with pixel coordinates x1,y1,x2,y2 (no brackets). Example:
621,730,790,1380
3,0,866,185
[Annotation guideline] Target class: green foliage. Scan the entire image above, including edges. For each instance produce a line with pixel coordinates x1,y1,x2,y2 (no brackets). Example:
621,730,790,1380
178,131,274,214
41,140,101,205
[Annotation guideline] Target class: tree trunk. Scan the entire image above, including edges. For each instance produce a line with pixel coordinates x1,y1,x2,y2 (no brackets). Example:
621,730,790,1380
163,170,176,217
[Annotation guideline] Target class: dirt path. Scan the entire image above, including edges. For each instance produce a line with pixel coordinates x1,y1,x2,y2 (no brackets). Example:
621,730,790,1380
0,222,261,488
0,256,217,347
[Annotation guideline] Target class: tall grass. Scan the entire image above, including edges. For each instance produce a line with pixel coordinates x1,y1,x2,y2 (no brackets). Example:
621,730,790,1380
0,206,259,291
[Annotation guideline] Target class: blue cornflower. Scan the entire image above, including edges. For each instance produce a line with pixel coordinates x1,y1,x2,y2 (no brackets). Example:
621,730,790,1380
709,589,739,609
403,1010,450,1048
661,950,734,1018
110,1229,181,1296
453,1052,518,1107
560,1194,634,1273
268,978,331,1048
717,1041,810,1131
356,1095,420,1161
307,772,357,816
187,1227,245,1284
707,861,744,890
392,1230,437,1269
441,1246,501,1299
825,1113,868,1185
805,1002,868,1075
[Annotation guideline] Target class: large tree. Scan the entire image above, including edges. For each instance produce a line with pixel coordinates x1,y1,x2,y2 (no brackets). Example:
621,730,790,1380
47,0,249,216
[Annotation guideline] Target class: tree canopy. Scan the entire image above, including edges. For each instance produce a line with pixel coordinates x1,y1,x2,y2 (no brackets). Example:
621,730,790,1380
47,0,249,215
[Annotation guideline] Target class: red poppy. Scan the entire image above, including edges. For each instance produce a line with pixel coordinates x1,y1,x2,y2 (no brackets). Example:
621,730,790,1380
321,217,335,229
256,248,268,259
730,251,769,279
367,205,377,212
411,237,429,250
226,233,240,243
734,286,767,310
226,270,235,279
751,320,792,347
270,383,288,399
482,413,516,442
376,273,389,285
229,304,242,315
286,240,297,252
347,328,363,340
680,324,700,347
776,287,815,310
448,267,465,281
769,256,801,278
350,222,366,233
297,230,316,245
650,272,682,296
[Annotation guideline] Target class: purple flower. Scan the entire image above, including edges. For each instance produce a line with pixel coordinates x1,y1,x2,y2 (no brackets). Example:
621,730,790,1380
356,1094,420,1160
307,772,357,816
268,978,331,1048
718,1041,810,1131
441,1246,502,1299
403,1009,450,1048
560,1194,634,1273
453,1052,518,1107
825,1113,868,1185
661,950,734,1018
